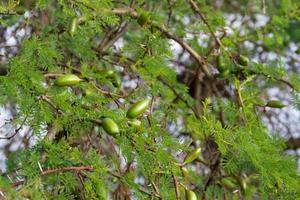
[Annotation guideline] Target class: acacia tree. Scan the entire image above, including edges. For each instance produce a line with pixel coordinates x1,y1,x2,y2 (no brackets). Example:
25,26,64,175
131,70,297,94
0,0,300,199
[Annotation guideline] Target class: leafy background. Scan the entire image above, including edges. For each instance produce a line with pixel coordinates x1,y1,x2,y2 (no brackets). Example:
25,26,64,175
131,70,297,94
0,0,300,199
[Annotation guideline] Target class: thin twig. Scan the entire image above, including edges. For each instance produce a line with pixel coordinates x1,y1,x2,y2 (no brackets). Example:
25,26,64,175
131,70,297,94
109,7,211,77
0,111,31,140
156,24,210,76
41,166,93,175
158,76,200,118
187,0,223,48
38,95,64,115
38,95,103,126
107,170,161,198
172,171,180,199
91,81,123,98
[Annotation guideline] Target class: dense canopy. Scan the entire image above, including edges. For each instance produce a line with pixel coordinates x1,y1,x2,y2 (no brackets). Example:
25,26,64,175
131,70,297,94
0,0,300,199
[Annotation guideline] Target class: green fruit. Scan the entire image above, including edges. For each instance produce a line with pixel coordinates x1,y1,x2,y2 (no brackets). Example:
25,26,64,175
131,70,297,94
102,118,120,136
185,190,197,200
54,74,82,87
137,12,151,27
237,55,249,66
219,69,231,77
106,70,115,77
265,100,285,108
128,119,141,127
183,147,201,165
241,179,247,192
69,17,78,37
127,99,151,119
181,167,189,177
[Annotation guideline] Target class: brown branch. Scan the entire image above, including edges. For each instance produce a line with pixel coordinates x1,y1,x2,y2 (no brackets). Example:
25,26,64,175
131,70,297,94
109,7,211,77
12,180,25,188
247,69,297,91
187,0,223,48
38,95,64,115
172,171,180,200
101,22,130,53
107,170,161,198
38,95,103,127
156,24,211,76
91,81,123,98
277,78,296,91
158,76,200,118
41,166,93,175
0,107,32,140
150,180,160,196
13,165,159,198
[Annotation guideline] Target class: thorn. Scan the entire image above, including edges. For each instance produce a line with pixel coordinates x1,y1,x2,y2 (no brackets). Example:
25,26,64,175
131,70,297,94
37,161,43,173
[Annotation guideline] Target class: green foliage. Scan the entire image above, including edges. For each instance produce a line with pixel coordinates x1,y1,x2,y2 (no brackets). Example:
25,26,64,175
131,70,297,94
0,0,300,199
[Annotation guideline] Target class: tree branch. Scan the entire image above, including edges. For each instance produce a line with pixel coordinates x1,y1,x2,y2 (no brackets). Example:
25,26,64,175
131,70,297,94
187,0,223,48
0,107,32,140
41,166,93,175
109,7,211,77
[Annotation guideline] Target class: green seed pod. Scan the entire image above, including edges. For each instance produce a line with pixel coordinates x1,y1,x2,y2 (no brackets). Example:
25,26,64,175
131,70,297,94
181,166,189,177
69,17,78,37
237,55,249,66
54,74,82,87
219,69,231,78
127,99,151,119
137,12,151,27
265,100,285,108
102,118,119,136
185,189,197,200
128,119,141,127
106,70,115,77
241,178,247,192
183,147,201,165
